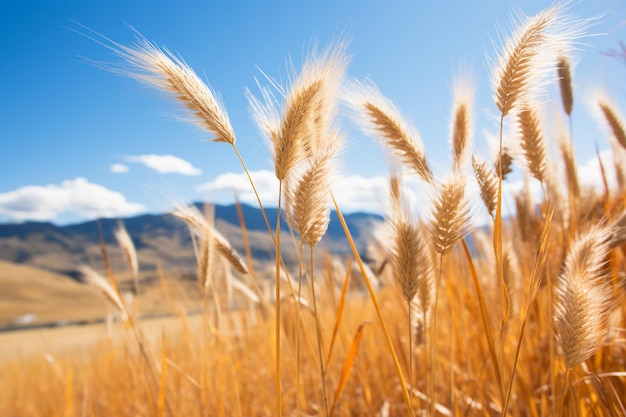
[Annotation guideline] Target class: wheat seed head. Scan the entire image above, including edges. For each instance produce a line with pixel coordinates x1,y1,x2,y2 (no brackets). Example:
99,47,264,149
113,220,139,277
80,265,128,320
472,154,498,218
389,217,433,304
96,31,237,146
599,101,626,151
287,140,340,247
344,79,433,183
172,203,248,280
516,104,547,183
450,73,475,172
489,1,587,116
555,220,616,368
557,55,574,116
247,41,348,182
426,171,474,255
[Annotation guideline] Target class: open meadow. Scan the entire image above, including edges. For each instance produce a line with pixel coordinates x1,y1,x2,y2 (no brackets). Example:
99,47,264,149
2,1,626,416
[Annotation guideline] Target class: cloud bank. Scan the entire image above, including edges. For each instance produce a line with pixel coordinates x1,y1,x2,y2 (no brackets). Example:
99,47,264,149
197,170,420,214
0,178,146,222
126,154,201,175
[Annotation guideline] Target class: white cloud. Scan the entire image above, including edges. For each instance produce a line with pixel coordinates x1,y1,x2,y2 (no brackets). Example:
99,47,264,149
110,163,129,173
197,170,279,205
126,154,201,175
578,149,617,190
191,148,620,223
0,178,146,222
197,170,427,215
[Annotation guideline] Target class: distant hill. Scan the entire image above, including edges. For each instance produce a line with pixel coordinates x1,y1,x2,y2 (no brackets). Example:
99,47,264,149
0,203,383,278
0,260,107,328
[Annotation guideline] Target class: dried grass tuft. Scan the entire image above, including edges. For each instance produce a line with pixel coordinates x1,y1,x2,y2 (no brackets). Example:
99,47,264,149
344,80,433,183
598,101,626,151
451,75,475,171
101,34,237,145
490,2,586,116
472,155,498,218
557,55,574,115
555,220,616,369
113,221,139,278
426,172,474,255
517,106,547,183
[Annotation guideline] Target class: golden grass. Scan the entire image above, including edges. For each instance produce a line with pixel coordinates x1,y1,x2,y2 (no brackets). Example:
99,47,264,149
4,2,626,416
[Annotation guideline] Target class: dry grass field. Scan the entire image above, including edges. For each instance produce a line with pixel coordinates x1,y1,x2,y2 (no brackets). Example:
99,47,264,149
2,2,626,416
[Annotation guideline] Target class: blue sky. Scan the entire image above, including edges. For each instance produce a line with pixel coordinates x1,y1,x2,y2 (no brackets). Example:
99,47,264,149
1,0,625,225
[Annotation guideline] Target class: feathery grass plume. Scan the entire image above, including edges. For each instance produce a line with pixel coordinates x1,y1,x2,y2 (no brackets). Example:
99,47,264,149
450,74,475,171
490,2,586,116
609,209,626,249
517,105,547,183
598,100,626,151
249,42,349,417
426,172,474,255
248,42,349,181
387,212,433,305
389,175,401,209
555,220,616,369
97,32,236,145
172,203,248,276
472,154,498,218
113,220,139,283
171,204,215,292
80,265,128,321
559,134,580,203
214,231,249,275
288,148,337,247
611,142,626,192
343,80,433,183
557,55,574,115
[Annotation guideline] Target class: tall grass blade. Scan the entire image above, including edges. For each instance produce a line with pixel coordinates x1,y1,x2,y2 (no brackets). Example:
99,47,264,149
325,257,352,368
330,321,369,417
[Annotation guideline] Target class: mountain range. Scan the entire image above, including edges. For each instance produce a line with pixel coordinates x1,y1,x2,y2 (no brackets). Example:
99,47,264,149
0,203,383,279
